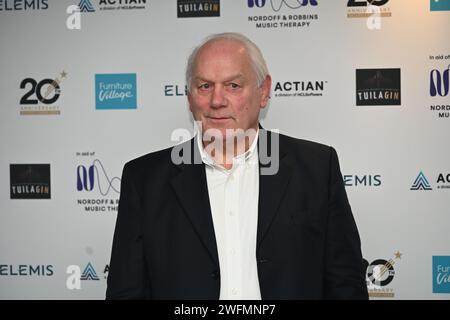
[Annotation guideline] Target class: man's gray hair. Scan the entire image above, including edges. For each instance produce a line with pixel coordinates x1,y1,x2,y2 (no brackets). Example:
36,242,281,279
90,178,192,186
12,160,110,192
185,32,269,92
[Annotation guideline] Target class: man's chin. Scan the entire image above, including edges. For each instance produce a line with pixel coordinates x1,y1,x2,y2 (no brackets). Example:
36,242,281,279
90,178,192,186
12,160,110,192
201,125,257,142
204,117,234,128
201,120,234,133
202,127,232,139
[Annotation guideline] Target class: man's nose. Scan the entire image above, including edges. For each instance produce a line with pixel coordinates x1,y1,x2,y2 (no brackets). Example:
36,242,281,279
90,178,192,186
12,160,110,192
210,86,226,108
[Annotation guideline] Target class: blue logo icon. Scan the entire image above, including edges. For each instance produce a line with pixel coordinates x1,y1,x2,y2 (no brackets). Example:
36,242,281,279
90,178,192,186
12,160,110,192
95,73,137,110
430,0,450,11
410,172,432,190
79,0,95,12
433,256,450,293
77,159,120,195
81,262,99,280
248,0,317,10
430,65,449,97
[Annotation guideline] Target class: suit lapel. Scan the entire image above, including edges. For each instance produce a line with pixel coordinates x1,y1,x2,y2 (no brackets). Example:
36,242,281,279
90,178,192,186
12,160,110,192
170,139,219,266
169,130,293,263
257,130,293,249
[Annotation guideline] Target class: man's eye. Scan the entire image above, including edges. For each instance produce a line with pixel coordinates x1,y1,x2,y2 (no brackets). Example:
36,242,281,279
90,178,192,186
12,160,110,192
229,83,240,89
199,83,210,90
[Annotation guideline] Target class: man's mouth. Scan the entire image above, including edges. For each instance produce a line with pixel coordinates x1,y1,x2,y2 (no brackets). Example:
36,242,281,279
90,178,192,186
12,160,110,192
207,116,232,121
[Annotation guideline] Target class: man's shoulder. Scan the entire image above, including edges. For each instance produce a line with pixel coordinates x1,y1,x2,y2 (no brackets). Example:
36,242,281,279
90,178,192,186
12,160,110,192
273,131,341,180
122,131,336,172
275,131,334,158
278,132,329,150
126,147,169,167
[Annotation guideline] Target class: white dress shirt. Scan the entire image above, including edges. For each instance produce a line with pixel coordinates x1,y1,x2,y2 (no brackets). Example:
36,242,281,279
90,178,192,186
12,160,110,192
196,130,261,300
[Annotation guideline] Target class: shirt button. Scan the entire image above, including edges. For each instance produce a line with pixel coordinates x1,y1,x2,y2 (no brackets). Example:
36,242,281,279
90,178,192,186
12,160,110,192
230,249,236,255
231,288,238,295
229,211,234,216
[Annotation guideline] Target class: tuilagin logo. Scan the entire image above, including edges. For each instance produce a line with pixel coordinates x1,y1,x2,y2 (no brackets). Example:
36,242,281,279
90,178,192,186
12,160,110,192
273,80,326,97
10,164,51,199
356,68,401,106
0,0,48,11
247,0,319,30
364,251,402,298
430,0,450,11
178,0,220,18
429,63,449,119
433,256,450,293
347,0,391,18
19,71,67,115
95,73,137,110
76,151,120,213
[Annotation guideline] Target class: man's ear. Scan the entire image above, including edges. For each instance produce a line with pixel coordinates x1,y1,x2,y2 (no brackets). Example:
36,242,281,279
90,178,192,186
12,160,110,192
187,91,193,112
260,75,272,109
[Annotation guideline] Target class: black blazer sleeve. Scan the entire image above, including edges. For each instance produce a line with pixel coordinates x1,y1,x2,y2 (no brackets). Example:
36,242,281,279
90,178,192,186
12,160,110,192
106,162,151,299
324,147,368,299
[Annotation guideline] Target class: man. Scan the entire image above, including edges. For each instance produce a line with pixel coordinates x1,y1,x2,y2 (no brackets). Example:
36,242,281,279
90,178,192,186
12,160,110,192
106,33,368,300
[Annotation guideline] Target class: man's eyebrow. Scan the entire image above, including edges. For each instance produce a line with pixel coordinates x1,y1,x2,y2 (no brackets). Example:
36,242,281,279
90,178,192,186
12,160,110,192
193,74,246,83
223,74,246,82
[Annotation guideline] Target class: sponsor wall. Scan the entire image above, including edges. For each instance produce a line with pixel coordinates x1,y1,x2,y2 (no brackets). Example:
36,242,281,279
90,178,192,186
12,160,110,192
0,0,449,299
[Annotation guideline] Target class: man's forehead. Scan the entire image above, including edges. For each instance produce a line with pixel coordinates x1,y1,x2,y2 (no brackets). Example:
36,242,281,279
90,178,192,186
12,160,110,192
193,73,246,82
197,39,248,58
191,39,254,81
194,43,250,70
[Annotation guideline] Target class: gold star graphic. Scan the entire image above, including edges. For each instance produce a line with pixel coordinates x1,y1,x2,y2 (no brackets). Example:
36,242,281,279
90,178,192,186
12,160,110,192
394,251,402,259
60,71,68,78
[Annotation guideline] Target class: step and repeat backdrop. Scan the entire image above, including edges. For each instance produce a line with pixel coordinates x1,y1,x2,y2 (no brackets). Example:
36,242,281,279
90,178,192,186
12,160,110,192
0,0,449,300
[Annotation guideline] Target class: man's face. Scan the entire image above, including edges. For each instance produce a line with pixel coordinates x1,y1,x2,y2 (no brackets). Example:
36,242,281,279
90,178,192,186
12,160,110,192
187,39,271,139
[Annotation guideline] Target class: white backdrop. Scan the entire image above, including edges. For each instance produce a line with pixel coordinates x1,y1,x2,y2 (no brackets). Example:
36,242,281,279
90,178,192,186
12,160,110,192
1,0,449,299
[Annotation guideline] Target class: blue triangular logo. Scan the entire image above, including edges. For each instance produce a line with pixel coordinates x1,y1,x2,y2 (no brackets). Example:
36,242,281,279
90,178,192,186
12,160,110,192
79,0,95,13
410,171,432,190
81,262,100,280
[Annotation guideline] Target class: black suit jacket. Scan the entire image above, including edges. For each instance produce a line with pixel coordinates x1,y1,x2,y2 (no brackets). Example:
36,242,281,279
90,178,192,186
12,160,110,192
106,130,368,299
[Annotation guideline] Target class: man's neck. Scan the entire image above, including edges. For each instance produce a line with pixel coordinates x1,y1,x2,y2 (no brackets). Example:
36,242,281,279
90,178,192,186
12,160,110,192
201,127,259,170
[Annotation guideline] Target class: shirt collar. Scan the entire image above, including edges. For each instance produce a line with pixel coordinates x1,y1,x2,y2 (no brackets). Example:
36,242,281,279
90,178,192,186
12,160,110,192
196,127,259,170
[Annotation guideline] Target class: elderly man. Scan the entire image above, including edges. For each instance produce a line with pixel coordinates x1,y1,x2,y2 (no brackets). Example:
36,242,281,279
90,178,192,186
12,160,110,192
106,33,368,300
